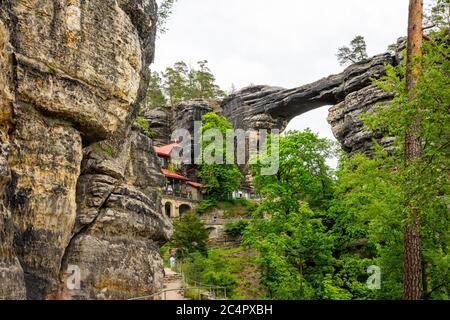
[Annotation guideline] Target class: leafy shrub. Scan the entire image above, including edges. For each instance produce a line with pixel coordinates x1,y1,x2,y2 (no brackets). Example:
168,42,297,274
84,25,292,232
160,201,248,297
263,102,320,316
136,116,156,138
224,220,250,237
196,198,217,214
171,212,209,258
201,271,237,296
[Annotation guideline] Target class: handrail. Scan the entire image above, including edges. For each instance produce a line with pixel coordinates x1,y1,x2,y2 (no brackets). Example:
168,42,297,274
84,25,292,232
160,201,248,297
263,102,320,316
129,262,229,301
128,285,227,300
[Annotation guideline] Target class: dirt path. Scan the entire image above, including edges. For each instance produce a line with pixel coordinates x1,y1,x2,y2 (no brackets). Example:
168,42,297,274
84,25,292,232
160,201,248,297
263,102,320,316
159,268,188,300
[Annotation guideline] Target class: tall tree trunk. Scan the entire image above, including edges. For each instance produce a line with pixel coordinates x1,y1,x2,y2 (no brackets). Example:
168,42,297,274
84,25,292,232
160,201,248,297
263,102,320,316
403,0,423,301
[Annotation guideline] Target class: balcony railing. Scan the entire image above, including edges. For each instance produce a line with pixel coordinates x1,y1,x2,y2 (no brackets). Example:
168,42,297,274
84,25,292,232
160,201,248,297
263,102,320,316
163,190,200,201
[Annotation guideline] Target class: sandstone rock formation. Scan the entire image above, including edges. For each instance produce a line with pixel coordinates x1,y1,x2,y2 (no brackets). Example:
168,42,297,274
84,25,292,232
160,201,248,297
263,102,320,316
60,127,171,300
172,99,213,135
222,51,401,155
142,99,213,147
142,107,171,146
0,0,171,300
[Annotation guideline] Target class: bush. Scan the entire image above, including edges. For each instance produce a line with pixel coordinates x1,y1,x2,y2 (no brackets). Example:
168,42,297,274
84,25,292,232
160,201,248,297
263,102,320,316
224,220,250,237
136,116,156,138
171,212,209,258
182,252,206,283
196,198,217,214
201,271,237,296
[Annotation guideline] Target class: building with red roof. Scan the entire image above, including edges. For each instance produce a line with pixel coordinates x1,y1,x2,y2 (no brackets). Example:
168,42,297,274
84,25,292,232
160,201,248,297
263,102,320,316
155,143,204,218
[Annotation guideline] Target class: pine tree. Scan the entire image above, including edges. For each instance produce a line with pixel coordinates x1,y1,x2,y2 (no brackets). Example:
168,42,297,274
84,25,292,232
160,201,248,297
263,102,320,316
336,35,369,66
403,0,424,301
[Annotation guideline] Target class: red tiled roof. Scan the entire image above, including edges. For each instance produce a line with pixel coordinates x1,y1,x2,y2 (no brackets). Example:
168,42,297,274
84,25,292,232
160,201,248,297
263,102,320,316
187,181,203,188
154,143,179,158
161,169,190,181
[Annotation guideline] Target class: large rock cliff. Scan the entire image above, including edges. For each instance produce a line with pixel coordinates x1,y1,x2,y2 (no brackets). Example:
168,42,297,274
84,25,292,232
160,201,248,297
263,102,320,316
0,0,171,300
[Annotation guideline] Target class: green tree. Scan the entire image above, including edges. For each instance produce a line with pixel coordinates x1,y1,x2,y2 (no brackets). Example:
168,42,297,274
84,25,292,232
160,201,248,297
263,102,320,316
144,71,167,109
198,112,241,199
337,35,369,66
424,0,450,31
252,130,335,212
145,61,225,108
329,152,404,299
189,60,226,99
243,203,336,299
157,0,178,35
243,130,339,299
163,61,190,105
171,211,209,258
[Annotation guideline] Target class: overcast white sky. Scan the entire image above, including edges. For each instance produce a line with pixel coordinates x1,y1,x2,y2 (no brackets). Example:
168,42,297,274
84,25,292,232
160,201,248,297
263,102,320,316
152,0,430,159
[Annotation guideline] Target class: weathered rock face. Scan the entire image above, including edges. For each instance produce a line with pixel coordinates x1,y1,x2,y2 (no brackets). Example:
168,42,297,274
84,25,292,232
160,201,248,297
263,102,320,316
8,103,83,299
327,85,395,155
60,129,171,300
142,99,213,147
222,51,400,154
172,99,213,134
0,0,169,300
11,0,150,141
142,107,171,146
0,19,26,299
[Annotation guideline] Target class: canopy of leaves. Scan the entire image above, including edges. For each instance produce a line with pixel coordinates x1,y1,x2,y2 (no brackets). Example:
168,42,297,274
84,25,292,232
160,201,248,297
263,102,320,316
424,0,450,31
171,211,209,258
243,130,342,299
143,61,225,109
198,112,242,199
252,130,336,212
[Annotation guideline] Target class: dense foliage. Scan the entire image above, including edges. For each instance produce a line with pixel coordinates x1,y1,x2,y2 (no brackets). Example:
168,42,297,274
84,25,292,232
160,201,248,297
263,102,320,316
171,211,209,258
244,131,339,299
180,247,267,300
239,20,449,299
198,112,242,199
143,61,225,108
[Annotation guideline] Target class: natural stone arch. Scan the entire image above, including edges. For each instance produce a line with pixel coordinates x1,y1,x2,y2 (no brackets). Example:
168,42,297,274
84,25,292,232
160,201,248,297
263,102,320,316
221,51,399,155
222,53,393,132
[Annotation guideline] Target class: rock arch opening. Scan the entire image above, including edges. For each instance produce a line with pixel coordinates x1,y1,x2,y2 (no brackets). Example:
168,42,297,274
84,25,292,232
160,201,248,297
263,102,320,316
284,105,336,139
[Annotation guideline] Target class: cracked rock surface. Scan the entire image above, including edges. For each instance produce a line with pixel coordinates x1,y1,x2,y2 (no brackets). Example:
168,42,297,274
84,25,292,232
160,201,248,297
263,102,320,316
0,0,171,300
